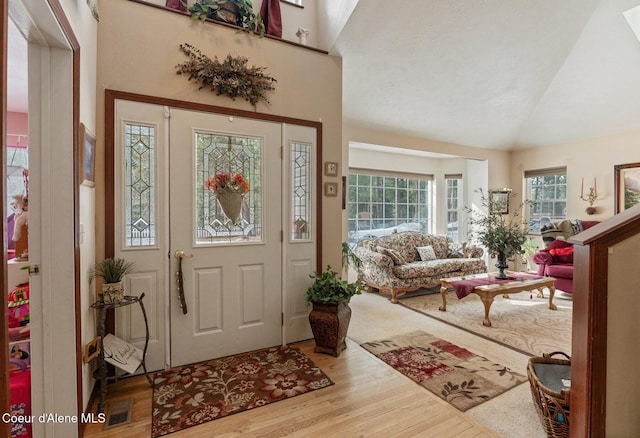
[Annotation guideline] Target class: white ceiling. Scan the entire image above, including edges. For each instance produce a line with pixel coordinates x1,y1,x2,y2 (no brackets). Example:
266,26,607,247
334,0,640,150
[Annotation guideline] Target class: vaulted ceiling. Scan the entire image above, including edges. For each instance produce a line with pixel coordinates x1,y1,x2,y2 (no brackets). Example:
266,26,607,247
333,0,640,150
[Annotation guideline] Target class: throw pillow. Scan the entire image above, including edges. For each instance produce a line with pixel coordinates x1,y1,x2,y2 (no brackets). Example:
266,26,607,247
447,242,465,258
377,246,406,265
416,245,437,261
549,246,574,264
545,239,573,250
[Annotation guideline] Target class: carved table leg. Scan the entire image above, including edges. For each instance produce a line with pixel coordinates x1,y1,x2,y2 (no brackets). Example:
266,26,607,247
479,294,495,327
548,285,558,310
439,285,448,311
391,289,398,304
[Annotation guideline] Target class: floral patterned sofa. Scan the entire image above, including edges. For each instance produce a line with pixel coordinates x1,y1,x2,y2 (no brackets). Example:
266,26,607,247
354,231,487,303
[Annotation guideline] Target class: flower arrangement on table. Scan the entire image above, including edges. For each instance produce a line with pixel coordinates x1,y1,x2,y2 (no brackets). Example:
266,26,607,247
205,172,250,224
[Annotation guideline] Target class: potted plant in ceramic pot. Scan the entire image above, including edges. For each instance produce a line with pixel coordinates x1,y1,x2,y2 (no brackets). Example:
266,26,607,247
466,189,530,279
305,244,364,357
305,265,363,357
91,257,136,304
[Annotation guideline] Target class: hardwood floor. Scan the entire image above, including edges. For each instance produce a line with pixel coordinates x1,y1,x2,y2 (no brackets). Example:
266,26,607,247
83,338,498,437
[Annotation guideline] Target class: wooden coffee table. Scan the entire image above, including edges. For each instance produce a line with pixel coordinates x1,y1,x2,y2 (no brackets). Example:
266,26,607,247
439,272,557,327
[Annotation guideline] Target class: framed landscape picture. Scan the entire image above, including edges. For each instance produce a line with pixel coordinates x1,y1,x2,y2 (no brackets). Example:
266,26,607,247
489,190,510,215
614,162,640,213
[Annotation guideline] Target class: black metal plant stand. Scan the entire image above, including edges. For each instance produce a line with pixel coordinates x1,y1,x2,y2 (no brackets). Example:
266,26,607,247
90,293,153,414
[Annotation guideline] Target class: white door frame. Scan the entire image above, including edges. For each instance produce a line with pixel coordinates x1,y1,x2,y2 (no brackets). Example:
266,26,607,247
7,1,81,437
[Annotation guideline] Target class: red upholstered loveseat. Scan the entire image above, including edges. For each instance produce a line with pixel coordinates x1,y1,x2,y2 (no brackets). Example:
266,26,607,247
532,220,599,294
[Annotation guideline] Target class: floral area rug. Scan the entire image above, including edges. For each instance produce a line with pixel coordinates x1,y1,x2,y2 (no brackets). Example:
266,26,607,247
361,330,527,411
399,290,572,357
152,345,334,437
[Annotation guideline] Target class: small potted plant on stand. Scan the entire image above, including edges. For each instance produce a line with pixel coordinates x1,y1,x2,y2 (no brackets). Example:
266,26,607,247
305,245,363,357
91,258,136,304
466,189,530,279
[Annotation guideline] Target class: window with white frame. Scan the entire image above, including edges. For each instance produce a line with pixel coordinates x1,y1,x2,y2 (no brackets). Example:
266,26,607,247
525,167,567,233
445,174,462,242
347,170,433,244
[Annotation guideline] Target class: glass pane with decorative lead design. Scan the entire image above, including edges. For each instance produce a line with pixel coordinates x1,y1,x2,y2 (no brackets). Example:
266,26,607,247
125,123,156,247
291,141,311,240
195,132,262,244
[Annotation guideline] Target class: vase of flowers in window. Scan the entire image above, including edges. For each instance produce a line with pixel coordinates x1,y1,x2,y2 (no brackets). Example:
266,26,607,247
466,189,530,279
205,172,250,225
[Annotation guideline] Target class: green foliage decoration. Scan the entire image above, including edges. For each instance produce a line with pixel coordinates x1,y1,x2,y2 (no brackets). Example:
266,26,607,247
304,266,364,306
90,258,136,284
187,0,265,37
466,189,531,259
176,43,277,108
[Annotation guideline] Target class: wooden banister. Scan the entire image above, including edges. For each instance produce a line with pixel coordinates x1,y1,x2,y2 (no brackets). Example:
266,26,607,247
568,203,640,437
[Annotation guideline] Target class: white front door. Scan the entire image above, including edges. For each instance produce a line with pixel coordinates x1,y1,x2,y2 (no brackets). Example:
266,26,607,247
168,109,283,366
114,101,317,370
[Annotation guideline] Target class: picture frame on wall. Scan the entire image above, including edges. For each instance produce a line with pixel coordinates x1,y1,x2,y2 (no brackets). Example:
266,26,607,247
614,162,640,213
489,189,510,215
324,162,338,177
324,182,338,197
80,123,96,187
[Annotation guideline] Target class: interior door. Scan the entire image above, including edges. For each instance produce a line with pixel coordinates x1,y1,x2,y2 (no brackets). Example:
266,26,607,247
168,109,283,366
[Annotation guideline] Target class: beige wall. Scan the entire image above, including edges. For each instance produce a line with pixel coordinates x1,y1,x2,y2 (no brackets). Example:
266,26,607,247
510,130,640,222
96,0,343,267
344,123,510,189
607,233,640,436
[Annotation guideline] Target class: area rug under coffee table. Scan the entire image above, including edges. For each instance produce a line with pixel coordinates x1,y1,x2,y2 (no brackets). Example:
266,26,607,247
399,290,572,357
152,345,334,437
361,330,527,411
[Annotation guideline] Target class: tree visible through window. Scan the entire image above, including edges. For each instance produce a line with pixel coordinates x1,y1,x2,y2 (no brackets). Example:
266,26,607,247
347,170,433,245
525,167,567,233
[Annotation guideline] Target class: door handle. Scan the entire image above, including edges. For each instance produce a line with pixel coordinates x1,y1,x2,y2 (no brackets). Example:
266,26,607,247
174,250,192,315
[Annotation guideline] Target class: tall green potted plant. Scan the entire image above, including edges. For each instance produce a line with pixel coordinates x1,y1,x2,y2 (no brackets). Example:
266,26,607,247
466,189,530,279
305,266,363,357
90,257,136,304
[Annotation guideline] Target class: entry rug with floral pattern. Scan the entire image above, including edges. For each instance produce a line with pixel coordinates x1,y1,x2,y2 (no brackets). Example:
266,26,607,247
151,345,334,437
361,330,526,412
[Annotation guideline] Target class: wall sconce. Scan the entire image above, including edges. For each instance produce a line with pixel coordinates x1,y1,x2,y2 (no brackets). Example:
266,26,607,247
580,177,599,215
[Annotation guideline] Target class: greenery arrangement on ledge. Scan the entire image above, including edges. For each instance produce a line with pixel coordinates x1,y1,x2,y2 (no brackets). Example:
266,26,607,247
176,43,277,108
465,189,531,259
188,0,265,37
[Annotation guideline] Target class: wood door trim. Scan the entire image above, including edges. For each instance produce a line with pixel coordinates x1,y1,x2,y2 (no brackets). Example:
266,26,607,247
104,89,323,273
0,2,9,435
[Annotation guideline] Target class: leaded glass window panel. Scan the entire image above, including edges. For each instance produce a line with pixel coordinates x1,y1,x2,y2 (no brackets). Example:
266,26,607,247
195,132,262,244
290,142,311,240
125,123,156,247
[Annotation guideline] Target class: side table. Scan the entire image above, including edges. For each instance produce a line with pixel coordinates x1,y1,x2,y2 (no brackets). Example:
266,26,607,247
90,293,153,414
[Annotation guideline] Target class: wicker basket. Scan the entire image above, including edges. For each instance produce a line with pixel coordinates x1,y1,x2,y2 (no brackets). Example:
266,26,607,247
527,351,571,438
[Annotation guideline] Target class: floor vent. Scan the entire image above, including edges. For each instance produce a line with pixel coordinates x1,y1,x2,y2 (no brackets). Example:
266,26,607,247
103,397,133,430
